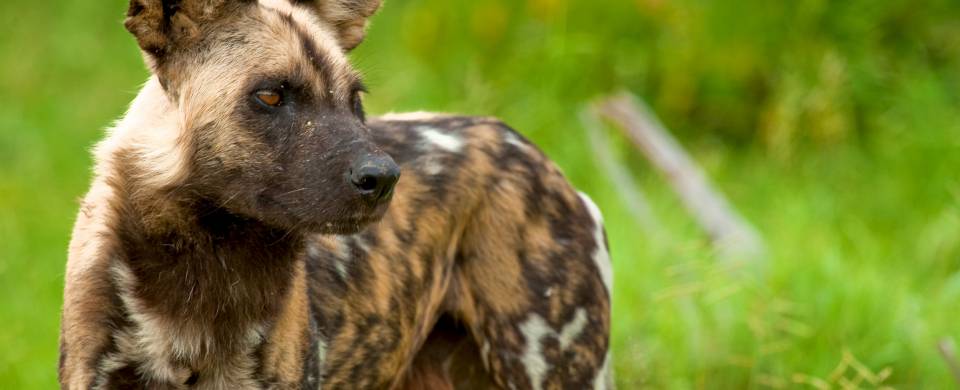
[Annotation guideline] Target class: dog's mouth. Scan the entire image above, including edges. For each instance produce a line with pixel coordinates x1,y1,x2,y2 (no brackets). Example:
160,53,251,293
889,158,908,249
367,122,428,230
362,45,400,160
320,210,388,234
313,196,393,234
251,189,392,234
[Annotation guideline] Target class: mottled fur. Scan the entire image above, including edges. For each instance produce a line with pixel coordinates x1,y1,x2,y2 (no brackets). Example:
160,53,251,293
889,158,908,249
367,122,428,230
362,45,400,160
60,0,612,389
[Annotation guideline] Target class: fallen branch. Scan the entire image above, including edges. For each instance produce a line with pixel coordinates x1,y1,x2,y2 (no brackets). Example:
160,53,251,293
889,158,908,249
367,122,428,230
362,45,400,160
939,337,960,386
594,91,766,261
579,109,656,232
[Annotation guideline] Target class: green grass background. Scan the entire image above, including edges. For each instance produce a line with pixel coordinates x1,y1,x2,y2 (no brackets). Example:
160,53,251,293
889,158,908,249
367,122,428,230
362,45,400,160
2,0,959,388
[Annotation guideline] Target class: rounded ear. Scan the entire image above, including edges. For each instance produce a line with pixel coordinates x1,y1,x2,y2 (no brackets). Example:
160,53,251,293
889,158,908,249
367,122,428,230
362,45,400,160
125,0,254,64
294,0,383,51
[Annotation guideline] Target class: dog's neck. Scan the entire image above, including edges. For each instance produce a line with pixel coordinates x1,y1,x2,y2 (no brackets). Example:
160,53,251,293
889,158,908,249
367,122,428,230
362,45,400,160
105,147,306,367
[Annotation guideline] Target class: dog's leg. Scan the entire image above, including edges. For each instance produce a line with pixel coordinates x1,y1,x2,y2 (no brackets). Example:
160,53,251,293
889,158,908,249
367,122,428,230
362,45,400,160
448,132,613,390
396,315,498,390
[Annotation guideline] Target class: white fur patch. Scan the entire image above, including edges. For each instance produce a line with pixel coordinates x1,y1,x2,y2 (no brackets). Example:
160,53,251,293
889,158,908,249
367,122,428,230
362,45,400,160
504,131,529,151
258,0,291,10
418,126,464,153
557,308,588,350
97,77,189,190
109,261,266,387
519,314,551,390
593,352,614,390
578,192,613,295
378,111,448,121
306,240,323,259
334,261,347,279
332,236,352,279
353,236,370,254
423,157,445,175
315,338,328,389
519,308,591,390
109,262,196,383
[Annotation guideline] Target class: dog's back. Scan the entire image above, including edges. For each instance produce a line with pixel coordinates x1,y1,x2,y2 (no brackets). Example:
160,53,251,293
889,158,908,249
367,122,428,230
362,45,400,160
304,114,613,388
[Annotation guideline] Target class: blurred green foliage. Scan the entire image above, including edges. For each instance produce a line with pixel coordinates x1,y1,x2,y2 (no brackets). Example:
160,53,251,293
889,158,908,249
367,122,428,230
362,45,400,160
1,0,958,388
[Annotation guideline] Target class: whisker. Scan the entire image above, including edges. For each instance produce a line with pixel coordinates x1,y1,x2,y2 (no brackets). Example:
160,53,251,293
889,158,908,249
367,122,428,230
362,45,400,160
276,187,309,197
219,190,244,208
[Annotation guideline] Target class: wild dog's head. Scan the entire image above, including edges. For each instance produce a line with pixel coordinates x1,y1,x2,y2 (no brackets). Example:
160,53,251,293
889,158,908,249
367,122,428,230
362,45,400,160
123,0,396,234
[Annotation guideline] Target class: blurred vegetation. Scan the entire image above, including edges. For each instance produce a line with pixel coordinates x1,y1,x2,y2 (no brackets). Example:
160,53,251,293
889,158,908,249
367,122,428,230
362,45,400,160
1,0,959,388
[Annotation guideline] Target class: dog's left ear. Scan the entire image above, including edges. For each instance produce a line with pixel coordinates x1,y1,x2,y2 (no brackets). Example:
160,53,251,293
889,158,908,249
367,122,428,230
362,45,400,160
294,0,383,51
125,0,255,64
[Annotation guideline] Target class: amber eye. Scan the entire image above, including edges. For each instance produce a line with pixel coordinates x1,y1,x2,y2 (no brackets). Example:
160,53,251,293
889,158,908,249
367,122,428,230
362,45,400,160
255,90,282,107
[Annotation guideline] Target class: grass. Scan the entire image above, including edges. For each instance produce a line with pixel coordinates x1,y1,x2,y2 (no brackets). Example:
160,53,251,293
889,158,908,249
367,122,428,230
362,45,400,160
1,0,958,388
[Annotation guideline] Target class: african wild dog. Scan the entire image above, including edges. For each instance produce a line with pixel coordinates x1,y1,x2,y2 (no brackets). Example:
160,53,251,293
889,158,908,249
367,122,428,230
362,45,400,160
59,0,613,388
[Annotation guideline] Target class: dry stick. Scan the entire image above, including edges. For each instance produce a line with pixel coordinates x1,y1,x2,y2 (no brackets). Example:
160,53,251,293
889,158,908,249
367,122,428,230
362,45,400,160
595,92,766,261
939,337,960,386
579,109,656,231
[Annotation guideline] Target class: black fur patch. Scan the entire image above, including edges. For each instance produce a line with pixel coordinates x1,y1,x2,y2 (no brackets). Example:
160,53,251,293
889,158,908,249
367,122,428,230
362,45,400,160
276,11,335,89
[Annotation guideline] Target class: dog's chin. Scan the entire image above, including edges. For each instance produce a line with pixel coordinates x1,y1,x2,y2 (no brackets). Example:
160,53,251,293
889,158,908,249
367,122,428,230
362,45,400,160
250,192,393,235
300,204,391,235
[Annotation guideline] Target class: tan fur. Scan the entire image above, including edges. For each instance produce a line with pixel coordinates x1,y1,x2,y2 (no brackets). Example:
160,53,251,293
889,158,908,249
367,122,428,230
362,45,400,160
60,179,118,388
62,0,612,388
260,262,310,385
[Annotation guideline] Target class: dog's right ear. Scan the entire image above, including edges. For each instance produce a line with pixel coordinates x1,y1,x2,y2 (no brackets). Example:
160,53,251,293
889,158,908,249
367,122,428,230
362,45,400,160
293,0,383,51
125,0,252,65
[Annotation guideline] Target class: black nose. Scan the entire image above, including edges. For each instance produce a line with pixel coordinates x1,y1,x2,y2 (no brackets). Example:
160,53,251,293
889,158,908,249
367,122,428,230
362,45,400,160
350,154,400,202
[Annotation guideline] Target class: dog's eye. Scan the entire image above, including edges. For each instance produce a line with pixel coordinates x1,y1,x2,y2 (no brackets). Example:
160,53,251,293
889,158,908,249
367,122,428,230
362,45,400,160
351,92,365,122
255,90,282,107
